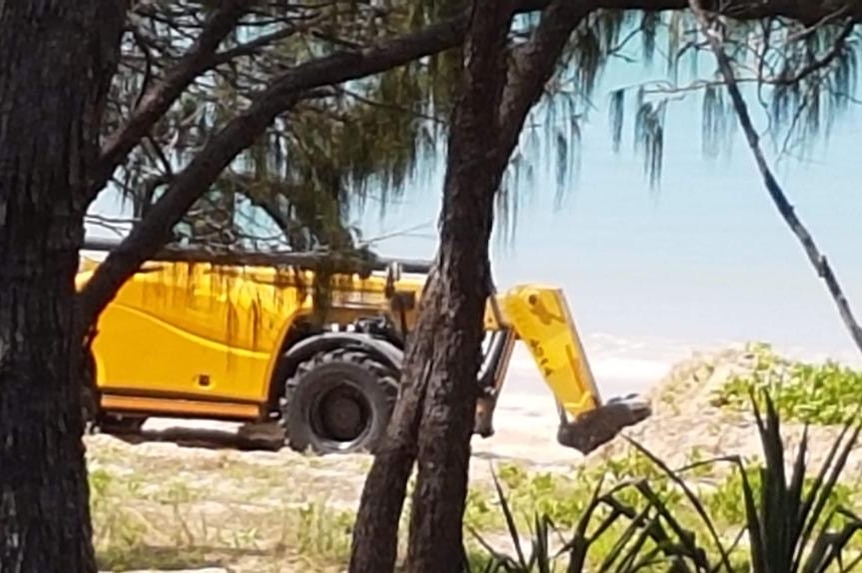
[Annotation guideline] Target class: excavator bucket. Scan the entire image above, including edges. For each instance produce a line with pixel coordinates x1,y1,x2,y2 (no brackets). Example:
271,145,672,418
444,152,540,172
496,285,653,454
555,394,651,454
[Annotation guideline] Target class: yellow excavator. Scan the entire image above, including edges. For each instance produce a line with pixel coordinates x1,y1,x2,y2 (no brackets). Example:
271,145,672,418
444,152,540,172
75,238,650,456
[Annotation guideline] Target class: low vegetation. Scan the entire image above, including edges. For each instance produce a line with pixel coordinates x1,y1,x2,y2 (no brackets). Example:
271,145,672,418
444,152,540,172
714,342,862,426
89,345,862,572
87,445,364,572
481,423,860,570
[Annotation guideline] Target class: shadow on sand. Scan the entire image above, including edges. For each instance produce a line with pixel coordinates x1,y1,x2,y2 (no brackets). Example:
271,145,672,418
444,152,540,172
100,421,286,453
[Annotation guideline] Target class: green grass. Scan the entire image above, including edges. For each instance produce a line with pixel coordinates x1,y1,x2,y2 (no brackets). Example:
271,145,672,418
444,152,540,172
89,450,695,570
468,447,862,570
89,420,862,571
90,443,862,572
714,342,862,426
87,344,862,571
89,465,356,572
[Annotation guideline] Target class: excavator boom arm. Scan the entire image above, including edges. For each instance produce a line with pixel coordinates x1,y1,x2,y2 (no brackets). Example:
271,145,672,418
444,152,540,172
495,285,602,417
477,284,651,454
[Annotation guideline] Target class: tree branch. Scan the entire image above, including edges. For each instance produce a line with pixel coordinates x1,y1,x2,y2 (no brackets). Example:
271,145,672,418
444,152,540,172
497,1,592,160
93,0,252,198
76,5,484,325
79,0,862,327
242,192,293,239
777,17,856,84
94,0,859,205
689,0,862,354
210,25,303,65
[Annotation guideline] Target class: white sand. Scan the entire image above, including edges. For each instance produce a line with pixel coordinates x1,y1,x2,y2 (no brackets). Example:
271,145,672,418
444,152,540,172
116,342,862,477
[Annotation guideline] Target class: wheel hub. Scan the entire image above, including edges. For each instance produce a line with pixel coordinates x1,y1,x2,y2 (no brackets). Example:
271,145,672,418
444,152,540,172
315,386,369,443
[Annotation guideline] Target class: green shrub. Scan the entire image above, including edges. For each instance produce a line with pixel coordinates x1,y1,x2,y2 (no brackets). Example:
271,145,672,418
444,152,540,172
716,343,862,426
702,463,856,529
471,389,862,572
464,448,695,536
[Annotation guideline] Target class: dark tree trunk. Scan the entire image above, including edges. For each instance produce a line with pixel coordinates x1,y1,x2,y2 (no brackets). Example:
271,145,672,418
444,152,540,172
402,2,517,569
0,2,127,572
348,270,445,572
348,3,516,572
349,2,591,571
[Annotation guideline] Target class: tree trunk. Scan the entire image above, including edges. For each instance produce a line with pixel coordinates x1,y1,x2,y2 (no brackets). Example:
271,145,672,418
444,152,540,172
349,2,592,571
348,3,516,572
0,2,127,572
348,269,444,572
403,3,518,570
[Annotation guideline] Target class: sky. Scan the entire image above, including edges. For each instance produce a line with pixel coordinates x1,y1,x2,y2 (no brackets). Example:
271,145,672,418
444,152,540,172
88,31,862,396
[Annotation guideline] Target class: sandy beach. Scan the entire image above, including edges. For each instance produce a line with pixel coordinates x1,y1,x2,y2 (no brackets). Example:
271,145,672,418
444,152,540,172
104,341,862,472
88,343,862,572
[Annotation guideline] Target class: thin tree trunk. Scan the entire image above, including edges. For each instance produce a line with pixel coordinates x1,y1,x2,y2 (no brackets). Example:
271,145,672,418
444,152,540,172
0,2,126,572
349,2,589,571
349,3,515,572
348,269,444,572
402,2,518,569
688,0,862,355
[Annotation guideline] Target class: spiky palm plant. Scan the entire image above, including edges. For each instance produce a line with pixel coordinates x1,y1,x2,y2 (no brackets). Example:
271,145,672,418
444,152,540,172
471,389,862,572
628,390,862,572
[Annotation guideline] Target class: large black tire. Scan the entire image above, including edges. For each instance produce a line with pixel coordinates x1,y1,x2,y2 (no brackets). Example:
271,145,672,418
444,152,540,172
282,347,399,455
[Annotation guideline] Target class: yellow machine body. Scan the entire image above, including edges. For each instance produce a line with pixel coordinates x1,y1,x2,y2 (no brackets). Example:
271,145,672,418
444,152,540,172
76,250,615,452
